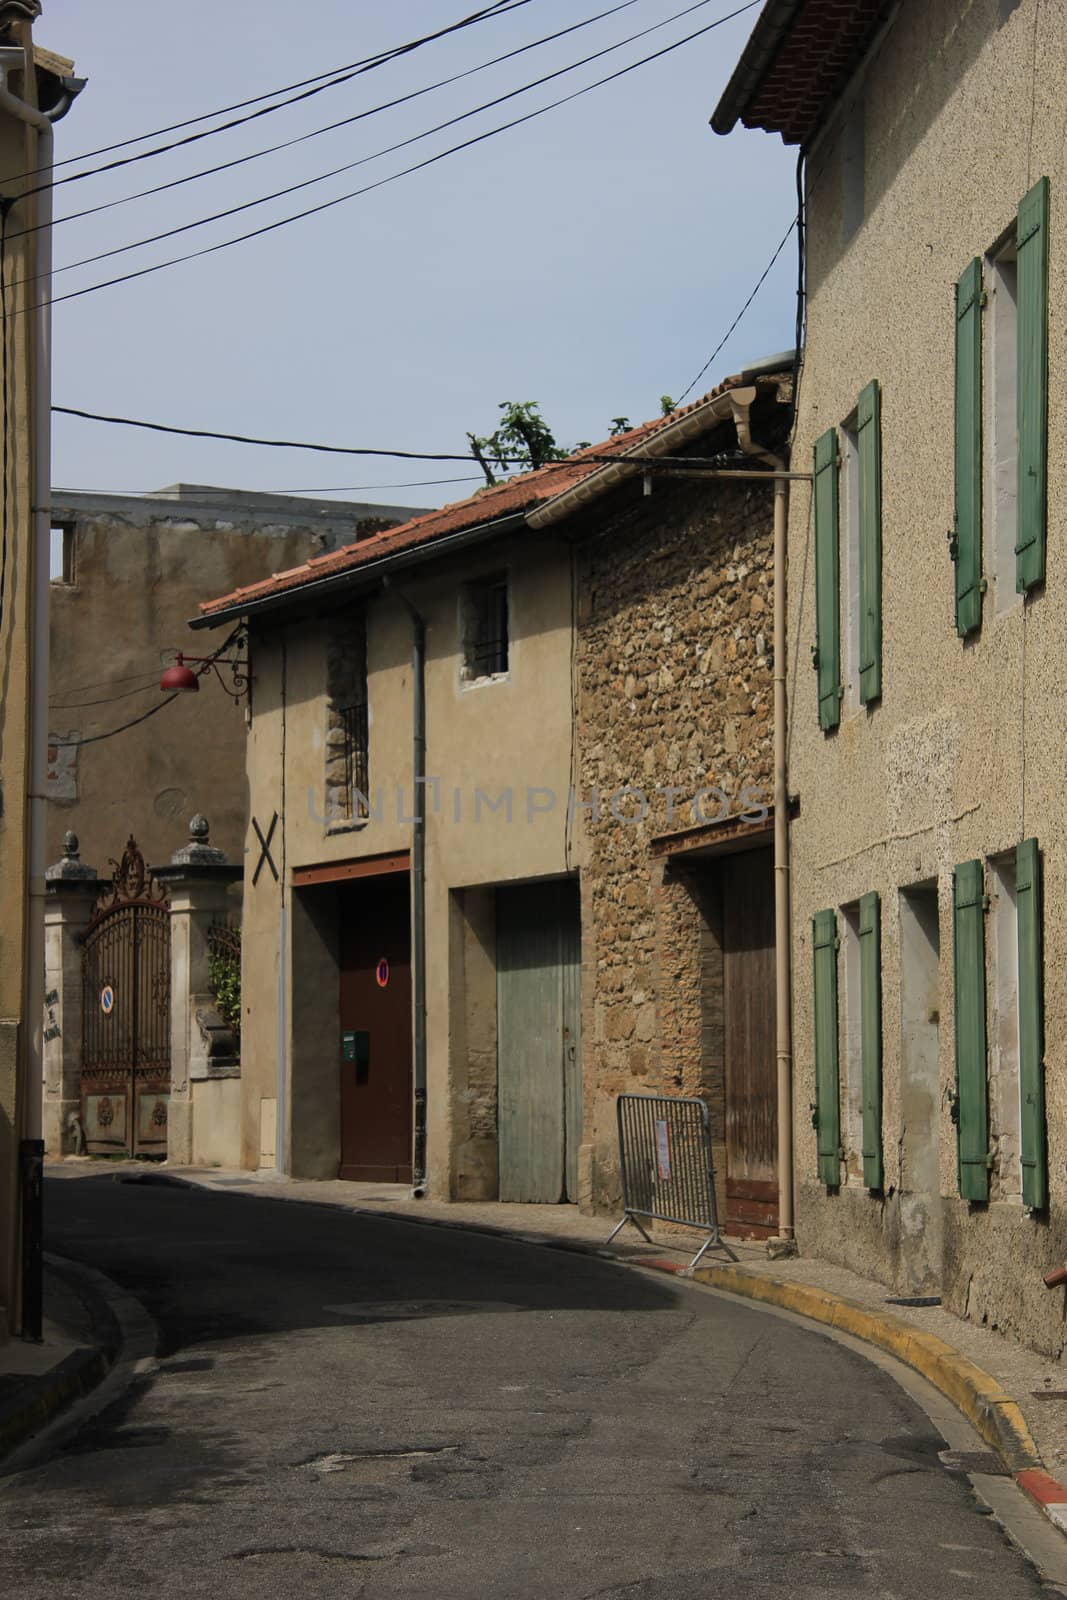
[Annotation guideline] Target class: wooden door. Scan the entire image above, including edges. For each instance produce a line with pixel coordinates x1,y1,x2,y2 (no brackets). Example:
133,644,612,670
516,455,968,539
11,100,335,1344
722,848,778,1236
497,880,582,1203
338,872,413,1182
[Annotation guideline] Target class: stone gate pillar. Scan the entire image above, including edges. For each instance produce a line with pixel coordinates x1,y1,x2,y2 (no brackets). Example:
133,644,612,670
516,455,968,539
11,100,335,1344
43,833,101,1156
153,817,242,1168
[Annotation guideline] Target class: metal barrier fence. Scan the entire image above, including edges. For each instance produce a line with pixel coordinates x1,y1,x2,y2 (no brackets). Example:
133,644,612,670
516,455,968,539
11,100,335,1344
606,1093,736,1269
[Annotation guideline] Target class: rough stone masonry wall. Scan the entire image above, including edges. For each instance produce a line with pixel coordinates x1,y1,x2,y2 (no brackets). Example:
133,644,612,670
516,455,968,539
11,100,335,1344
575,475,774,1213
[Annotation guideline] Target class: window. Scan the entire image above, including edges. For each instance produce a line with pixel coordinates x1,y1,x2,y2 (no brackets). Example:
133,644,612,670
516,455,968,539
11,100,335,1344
461,573,509,684
986,236,1018,613
841,892,882,1190
49,522,75,585
812,380,881,730
987,853,1021,1198
325,614,369,828
953,176,1049,633
840,903,864,1181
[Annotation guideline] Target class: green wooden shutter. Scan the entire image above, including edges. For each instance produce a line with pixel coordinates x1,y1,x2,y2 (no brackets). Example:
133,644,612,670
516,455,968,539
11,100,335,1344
857,382,882,704
858,890,883,1189
1016,837,1047,1210
953,258,983,635
952,859,989,1201
812,908,841,1186
1017,176,1049,593
813,429,841,731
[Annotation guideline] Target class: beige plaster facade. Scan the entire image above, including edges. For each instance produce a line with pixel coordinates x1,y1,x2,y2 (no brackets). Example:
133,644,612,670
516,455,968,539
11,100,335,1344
0,8,75,1338
778,0,1067,1351
235,529,576,1199
45,488,426,874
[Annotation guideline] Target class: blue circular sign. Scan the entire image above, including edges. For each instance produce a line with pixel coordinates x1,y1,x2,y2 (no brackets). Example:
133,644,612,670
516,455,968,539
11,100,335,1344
376,958,390,989
100,985,115,1016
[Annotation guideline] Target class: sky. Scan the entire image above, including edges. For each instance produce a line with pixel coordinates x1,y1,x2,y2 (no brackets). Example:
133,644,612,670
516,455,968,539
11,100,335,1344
40,0,796,508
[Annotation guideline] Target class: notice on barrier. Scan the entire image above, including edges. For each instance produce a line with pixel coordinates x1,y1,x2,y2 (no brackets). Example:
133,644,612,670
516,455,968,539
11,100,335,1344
654,1118,671,1182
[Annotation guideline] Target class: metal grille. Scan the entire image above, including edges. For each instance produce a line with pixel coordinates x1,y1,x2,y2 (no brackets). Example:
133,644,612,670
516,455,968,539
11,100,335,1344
466,577,508,677
340,700,370,818
607,1094,736,1269
80,836,170,1157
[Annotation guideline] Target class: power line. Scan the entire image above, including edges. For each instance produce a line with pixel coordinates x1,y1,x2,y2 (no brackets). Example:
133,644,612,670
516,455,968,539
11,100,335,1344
35,0,762,313
28,1,537,183
54,626,245,745
53,406,490,461
52,475,482,497
674,218,797,405
23,0,642,241
40,0,743,286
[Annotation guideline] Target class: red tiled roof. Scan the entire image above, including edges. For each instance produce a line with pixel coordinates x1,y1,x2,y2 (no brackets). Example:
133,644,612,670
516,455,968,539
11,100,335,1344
712,0,893,146
197,379,755,622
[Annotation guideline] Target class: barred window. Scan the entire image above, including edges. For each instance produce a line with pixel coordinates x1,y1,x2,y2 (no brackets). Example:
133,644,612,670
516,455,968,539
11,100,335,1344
325,614,369,826
462,573,509,683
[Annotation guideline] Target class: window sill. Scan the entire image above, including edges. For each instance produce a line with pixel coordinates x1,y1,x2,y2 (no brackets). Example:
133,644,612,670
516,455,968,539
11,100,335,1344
460,670,509,692
325,818,369,838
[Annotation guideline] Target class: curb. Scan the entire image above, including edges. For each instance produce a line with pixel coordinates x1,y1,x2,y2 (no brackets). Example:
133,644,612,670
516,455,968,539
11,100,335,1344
653,1255,1067,1538
0,1253,157,1471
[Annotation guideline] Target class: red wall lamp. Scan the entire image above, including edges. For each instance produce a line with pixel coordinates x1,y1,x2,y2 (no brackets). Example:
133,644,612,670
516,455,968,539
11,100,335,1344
159,631,248,701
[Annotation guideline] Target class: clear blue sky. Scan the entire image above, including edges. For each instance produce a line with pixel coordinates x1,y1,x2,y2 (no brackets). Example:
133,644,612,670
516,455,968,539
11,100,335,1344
41,0,794,506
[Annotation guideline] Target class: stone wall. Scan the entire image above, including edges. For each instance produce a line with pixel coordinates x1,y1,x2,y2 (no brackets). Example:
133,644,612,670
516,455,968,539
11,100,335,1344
574,469,775,1212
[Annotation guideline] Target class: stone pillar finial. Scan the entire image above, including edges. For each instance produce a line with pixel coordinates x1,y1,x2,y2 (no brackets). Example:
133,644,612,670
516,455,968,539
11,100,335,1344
46,832,98,882
169,814,228,868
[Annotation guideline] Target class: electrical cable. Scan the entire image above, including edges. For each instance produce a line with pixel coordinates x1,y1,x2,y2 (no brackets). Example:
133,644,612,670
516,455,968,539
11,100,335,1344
674,218,797,405
53,407,487,460
32,0,762,312
51,475,483,497
49,676,162,710
53,625,245,745
39,0,750,286
25,0,537,183
22,0,643,239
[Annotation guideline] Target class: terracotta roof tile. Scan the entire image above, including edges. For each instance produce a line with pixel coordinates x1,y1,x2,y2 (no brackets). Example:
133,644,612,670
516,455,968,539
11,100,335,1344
198,377,759,620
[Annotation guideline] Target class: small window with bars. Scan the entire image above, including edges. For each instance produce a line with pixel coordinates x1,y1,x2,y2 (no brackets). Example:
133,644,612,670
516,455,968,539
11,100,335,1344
339,699,370,820
461,573,509,683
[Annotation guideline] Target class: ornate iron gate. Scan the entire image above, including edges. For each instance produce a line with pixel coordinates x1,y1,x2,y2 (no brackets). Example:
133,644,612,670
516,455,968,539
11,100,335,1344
81,837,171,1157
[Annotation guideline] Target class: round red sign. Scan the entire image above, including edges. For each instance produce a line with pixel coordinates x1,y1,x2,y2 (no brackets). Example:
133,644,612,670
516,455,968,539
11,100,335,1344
376,958,390,989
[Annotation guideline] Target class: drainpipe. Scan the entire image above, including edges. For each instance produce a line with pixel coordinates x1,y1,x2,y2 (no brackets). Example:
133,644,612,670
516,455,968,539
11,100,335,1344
382,577,427,1197
730,394,795,1245
0,52,81,1146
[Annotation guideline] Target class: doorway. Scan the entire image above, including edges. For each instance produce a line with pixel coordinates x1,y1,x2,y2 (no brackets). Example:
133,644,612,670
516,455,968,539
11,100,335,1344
496,879,582,1203
337,871,413,1182
721,848,778,1236
898,882,942,1293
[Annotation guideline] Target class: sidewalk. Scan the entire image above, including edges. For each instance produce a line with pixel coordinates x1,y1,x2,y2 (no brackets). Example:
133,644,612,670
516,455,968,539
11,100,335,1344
46,1158,1067,1533
0,1260,119,1462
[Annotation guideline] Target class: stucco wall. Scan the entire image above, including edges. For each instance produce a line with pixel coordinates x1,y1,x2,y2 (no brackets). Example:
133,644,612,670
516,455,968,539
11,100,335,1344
574,472,775,1213
789,0,1067,1352
46,492,424,874
237,532,576,1195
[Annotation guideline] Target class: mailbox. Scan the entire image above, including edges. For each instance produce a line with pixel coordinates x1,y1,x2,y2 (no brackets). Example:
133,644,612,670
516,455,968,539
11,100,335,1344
342,1030,371,1082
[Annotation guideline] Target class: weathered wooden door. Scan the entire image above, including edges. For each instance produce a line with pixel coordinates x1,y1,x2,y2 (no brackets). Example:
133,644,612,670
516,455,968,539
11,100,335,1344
497,880,582,1203
722,848,778,1236
338,872,413,1182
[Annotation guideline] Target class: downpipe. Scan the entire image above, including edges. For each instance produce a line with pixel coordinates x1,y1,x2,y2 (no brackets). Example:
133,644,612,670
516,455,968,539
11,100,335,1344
382,577,427,1198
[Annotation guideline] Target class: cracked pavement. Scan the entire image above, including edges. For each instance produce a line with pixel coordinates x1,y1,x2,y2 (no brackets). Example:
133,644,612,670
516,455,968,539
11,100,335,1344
0,1174,1053,1598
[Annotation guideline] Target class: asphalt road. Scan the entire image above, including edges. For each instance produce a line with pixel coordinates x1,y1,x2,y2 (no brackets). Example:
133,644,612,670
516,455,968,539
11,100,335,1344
0,1174,1052,1599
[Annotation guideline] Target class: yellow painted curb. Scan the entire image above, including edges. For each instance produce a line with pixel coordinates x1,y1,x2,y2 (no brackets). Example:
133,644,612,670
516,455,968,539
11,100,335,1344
689,1261,1041,1474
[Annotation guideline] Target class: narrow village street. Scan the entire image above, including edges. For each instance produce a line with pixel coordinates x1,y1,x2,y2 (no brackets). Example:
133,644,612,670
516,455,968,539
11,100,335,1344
0,1174,1051,1599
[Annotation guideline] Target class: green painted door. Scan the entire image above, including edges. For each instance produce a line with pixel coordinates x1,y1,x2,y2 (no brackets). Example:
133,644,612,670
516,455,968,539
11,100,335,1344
497,880,582,1203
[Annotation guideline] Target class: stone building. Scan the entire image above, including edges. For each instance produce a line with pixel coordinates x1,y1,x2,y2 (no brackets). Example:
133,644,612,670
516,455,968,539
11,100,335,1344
45,486,427,874
194,375,788,1219
534,371,790,1231
715,0,1067,1350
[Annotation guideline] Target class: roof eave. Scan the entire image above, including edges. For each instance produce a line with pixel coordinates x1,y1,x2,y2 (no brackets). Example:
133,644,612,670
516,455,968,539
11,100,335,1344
190,511,528,631
710,0,807,135
526,386,753,531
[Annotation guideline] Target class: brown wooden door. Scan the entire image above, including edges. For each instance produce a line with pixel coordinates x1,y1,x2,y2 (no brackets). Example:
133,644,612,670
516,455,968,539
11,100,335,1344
338,872,413,1182
722,848,778,1236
